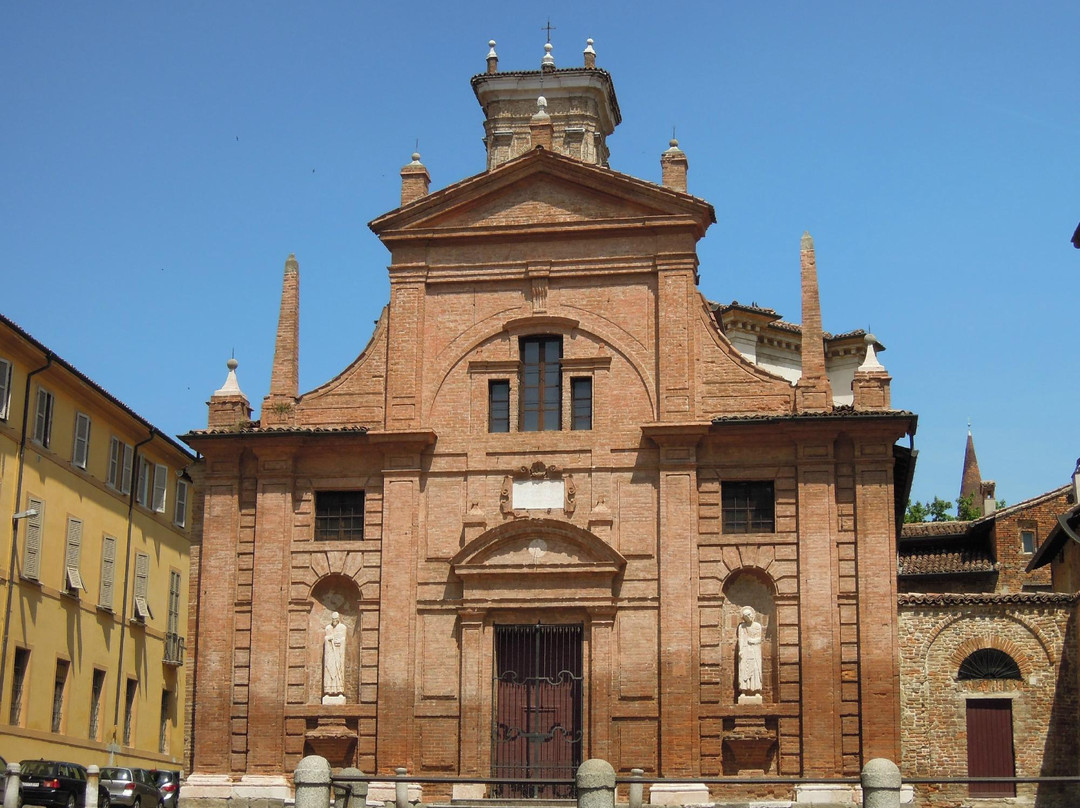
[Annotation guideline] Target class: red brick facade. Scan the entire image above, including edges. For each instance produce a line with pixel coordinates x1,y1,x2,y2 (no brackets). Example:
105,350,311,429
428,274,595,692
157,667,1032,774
182,47,914,800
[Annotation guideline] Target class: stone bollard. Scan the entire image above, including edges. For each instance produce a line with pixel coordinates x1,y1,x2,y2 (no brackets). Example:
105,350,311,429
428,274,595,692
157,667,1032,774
394,768,408,808
628,769,644,808
296,756,332,808
86,765,100,808
338,768,368,808
4,763,21,808
576,760,615,808
861,758,902,808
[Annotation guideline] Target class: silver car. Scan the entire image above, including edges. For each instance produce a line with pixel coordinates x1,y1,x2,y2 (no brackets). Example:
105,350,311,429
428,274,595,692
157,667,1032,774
98,769,161,808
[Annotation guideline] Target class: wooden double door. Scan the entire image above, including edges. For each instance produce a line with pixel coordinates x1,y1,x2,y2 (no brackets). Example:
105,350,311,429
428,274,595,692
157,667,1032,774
492,624,583,797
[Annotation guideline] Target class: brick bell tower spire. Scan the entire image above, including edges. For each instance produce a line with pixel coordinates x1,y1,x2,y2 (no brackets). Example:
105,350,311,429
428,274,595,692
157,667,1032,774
794,232,834,413
263,253,300,426
472,36,621,170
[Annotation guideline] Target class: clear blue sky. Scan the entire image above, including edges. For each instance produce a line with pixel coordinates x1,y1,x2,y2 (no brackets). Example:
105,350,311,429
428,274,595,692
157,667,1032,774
2,2,1077,508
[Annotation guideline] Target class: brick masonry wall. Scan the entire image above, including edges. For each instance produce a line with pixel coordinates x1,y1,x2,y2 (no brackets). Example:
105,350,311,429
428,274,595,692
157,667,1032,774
899,596,1078,807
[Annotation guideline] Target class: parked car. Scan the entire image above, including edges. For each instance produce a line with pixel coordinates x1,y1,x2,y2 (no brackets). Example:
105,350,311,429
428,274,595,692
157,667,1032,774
18,761,110,808
149,771,179,808
98,769,160,808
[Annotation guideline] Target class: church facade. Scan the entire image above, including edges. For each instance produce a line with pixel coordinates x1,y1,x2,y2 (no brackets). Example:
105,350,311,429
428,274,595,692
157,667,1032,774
182,42,914,802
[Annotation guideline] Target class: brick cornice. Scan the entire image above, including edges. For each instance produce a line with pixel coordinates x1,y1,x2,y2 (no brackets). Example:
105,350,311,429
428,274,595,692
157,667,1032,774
898,592,1079,607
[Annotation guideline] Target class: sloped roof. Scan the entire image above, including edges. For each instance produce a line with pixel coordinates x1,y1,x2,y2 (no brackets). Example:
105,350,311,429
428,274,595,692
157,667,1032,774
898,543,998,576
369,145,715,236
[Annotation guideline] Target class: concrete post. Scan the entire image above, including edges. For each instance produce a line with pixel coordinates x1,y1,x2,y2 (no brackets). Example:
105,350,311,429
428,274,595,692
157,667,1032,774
338,768,368,808
86,765,100,808
576,759,615,808
394,768,408,808
295,755,332,808
628,768,644,808
4,763,21,808
861,758,901,808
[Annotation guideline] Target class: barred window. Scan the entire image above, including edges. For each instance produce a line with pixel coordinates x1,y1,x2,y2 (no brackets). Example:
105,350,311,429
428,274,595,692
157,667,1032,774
722,481,775,533
958,648,1022,681
315,491,365,541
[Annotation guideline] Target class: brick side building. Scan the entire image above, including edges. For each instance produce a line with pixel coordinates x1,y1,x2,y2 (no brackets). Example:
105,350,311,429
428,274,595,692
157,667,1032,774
181,42,915,804
898,437,1079,806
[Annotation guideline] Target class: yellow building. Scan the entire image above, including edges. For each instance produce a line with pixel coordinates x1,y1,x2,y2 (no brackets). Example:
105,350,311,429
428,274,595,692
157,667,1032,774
0,312,195,771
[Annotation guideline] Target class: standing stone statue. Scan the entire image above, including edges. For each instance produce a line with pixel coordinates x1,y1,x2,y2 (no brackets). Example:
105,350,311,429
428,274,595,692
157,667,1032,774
323,612,347,700
737,606,763,701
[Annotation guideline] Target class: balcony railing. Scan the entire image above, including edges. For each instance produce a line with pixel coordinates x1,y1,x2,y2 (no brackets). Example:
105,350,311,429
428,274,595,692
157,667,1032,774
164,632,185,666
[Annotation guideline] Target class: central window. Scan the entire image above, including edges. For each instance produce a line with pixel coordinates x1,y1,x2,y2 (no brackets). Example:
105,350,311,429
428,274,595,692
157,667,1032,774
722,481,775,533
520,336,562,431
315,491,365,541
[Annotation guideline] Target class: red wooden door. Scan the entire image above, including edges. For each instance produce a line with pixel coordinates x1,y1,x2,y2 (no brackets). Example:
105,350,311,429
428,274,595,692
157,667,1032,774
492,624,583,798
966,699,1015,797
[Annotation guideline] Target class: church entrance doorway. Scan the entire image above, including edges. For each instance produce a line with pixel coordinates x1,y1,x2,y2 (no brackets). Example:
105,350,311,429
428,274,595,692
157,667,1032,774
492,623,583,798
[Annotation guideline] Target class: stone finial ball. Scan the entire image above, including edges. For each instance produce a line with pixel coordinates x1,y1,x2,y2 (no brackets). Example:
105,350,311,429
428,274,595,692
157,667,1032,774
489,40,496,47
545,43,553,52
227,358,239,371
587,38,594,46
670,138,679,148
411,152,421,162
864,333,877,345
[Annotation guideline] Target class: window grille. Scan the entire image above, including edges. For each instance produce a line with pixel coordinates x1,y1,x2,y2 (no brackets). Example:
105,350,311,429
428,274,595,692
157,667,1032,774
89,669,106,740
9,647,29,724
722,481,776,533
123,678,137,746
52,659,69,733
489,380,510,433
314,491,365,541
958,648,1022,680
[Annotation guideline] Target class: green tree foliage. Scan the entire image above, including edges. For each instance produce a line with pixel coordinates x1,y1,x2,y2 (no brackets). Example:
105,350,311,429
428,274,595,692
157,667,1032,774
904,496,956,523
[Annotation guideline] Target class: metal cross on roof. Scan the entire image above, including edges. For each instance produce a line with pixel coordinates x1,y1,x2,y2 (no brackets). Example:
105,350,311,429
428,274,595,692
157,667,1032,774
541,18,556,44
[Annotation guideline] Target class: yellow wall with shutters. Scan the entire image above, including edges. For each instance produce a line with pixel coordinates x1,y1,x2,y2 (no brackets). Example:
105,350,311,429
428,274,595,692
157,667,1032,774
0,317,194,771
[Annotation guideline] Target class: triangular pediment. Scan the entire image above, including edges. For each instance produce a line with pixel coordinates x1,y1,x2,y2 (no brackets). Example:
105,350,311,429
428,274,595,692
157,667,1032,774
369,148,714,236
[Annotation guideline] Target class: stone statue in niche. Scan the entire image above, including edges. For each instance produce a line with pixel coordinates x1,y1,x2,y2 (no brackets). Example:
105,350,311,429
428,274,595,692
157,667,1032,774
322,611,347,704
737,606,763,704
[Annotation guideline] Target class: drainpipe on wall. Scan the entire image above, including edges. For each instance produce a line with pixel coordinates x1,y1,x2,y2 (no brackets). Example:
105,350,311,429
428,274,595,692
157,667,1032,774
110,429,156,745
0,355,53,705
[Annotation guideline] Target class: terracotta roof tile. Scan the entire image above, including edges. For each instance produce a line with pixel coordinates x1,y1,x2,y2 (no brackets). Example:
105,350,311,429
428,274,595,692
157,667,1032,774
898,545,997,576
899,592,1077,606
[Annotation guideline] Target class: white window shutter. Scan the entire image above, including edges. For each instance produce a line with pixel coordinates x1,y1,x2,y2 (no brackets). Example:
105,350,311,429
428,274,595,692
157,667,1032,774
34,389,48,444
174,480,188,527
73,414,91,469
0,358,11,419
99,536,116,609
65,518,84,592
134,552,152,620
23,498,44,580
121,444,133,494
153,465,168,513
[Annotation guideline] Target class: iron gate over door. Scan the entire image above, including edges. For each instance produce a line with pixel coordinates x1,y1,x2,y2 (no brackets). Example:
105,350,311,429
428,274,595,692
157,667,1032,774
492,623,583,798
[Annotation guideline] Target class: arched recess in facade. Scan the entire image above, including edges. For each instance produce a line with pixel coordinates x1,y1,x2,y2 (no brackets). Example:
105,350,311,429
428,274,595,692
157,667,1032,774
449,518,628,776
900,608,1062,776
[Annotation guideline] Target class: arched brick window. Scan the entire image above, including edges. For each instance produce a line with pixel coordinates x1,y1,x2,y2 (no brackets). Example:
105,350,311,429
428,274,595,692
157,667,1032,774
957,648,1022,681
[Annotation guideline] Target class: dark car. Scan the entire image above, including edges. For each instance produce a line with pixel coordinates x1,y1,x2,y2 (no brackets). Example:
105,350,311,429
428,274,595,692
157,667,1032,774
98,769,160,808
18,761,110,808
149,771,179,808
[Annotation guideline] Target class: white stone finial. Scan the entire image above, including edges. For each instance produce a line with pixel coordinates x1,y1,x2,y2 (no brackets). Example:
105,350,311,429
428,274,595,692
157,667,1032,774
214,357,245,396
584,38,595,54
667,137,682,152
410,152,422,164
536,95,548,116
858,333,886,372
542,41,555,68
487,40,497,58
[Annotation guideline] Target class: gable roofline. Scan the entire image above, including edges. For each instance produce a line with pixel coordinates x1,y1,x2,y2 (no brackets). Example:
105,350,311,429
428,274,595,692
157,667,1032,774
368,146,715,236
1,311,195,462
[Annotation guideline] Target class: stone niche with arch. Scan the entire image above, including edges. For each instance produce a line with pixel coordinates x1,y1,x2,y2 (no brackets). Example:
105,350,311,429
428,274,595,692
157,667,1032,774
303,573,362,766
719,567,779,776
